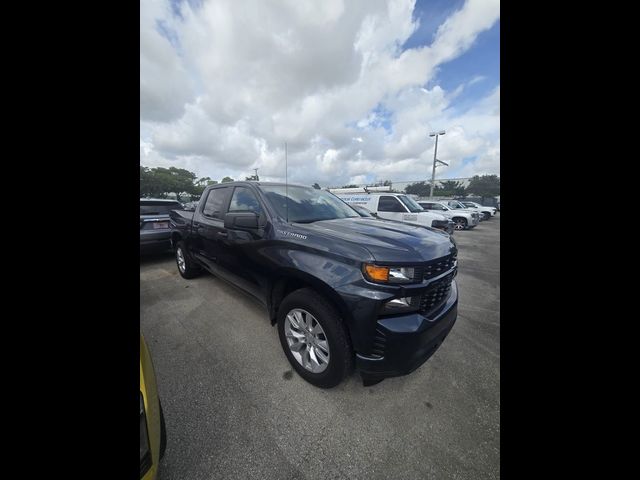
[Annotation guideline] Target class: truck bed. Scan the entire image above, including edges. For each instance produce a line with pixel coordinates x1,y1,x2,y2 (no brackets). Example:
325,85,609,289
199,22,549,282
169,209,194,230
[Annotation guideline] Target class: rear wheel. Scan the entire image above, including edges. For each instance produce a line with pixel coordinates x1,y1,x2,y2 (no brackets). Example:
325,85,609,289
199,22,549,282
482,212,491,221
175,240,200,279
277,288,353,388
453,217,468,230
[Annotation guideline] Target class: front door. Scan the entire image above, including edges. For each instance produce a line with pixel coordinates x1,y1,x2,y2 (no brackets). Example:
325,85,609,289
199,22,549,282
376,195,408,222
213,185,268,302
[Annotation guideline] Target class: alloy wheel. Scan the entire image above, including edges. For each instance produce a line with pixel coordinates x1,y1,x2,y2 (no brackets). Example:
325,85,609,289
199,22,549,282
284,308,330,373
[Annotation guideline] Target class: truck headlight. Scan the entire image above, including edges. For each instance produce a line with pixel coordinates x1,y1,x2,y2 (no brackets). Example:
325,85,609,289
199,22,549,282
140,392,152,478
431,219,449,230
363,264,416,284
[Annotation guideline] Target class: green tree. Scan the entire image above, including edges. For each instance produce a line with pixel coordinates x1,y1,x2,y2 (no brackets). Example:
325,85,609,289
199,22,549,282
140,166,154,197
341,184,359,188
196,177,211,186
404,181,431,197
466,175,500,199
435,180,466,197
221,176,234,183
312,182,321,189
140,166,202,200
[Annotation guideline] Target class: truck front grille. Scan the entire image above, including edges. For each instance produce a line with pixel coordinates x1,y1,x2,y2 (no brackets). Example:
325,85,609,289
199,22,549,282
419,270,456,316
416,253,457,281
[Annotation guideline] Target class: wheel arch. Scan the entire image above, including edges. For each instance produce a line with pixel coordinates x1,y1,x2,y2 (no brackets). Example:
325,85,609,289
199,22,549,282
268,270,354,331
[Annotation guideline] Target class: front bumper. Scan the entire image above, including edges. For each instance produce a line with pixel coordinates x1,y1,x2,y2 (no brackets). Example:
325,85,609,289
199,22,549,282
355,280,458,383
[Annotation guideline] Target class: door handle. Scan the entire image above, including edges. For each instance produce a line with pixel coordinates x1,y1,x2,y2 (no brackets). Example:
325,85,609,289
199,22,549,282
218,231,228,238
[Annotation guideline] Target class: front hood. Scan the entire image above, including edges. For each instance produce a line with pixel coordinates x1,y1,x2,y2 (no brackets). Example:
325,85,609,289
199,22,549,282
416,211,446,221
294,217,455,263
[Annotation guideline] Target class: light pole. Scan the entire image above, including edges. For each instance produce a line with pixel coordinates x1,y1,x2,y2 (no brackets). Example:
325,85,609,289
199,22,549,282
429,130,446,198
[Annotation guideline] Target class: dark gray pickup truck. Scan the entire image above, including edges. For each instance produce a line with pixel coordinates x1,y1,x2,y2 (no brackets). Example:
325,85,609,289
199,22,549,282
170,181,459,388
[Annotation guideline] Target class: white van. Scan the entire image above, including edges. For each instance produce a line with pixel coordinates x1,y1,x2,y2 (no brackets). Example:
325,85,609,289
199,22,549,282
331,190,452,233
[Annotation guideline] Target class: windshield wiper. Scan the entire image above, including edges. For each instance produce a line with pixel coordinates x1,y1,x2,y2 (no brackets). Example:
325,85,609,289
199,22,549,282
293,218,330,224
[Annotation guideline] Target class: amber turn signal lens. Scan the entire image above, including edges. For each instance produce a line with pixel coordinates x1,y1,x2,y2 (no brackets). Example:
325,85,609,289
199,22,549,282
364,264,389,282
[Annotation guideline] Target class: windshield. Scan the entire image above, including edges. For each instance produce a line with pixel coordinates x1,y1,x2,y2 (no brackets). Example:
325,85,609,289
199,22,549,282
397,195,424,213
259,185,359,223
449,201,468,209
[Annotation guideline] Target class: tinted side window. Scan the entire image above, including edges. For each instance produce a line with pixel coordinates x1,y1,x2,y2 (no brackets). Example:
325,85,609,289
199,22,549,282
203,187,230,219
432,203,445,210
378,196,405,212
420,203,433,209
229,187,263,214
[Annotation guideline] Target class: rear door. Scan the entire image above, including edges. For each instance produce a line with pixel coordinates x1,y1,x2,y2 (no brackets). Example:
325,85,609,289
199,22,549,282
192,186,232,271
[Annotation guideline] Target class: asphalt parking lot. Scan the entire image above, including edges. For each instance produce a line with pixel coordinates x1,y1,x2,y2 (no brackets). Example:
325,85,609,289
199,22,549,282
140,215,500,480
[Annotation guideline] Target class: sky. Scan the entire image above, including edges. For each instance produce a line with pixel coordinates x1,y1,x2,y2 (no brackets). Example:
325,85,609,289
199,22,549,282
140,0,500,186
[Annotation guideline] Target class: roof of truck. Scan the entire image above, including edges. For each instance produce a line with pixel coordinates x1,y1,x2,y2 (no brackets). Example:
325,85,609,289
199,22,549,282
214,181,310,188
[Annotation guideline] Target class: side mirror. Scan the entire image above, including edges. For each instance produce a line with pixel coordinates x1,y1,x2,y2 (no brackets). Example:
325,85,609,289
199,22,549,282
224,212,259,230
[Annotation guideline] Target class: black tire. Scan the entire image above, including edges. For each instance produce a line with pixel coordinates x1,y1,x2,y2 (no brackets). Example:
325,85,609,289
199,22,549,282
277,288,353,388
175,240,200,279
453,217,468,230
159,399,167,459
482,212,491,221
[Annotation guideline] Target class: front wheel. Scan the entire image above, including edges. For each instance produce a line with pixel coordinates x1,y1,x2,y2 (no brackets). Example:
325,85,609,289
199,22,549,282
453,217,468,230
277,288,353,388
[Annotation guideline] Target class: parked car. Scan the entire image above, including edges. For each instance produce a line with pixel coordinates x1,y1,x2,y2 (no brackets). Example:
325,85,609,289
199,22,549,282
417,201,480,230
350,202,455,234
170,182,458,388
441,200,484,222
140,334,166,480
140,199,184,253
330,190,453,233
460,201,496,220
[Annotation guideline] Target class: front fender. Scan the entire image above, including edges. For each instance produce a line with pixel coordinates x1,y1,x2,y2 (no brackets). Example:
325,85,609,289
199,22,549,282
267,249,374,350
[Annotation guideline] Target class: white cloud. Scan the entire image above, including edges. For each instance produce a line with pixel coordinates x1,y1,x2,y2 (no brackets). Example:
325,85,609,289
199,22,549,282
140,0,194,122
140,0,500,186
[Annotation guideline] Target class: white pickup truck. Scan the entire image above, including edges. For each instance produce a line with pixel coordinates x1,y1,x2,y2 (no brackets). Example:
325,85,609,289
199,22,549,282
460,201,497,220
331,190,453,233
417,200,480,230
